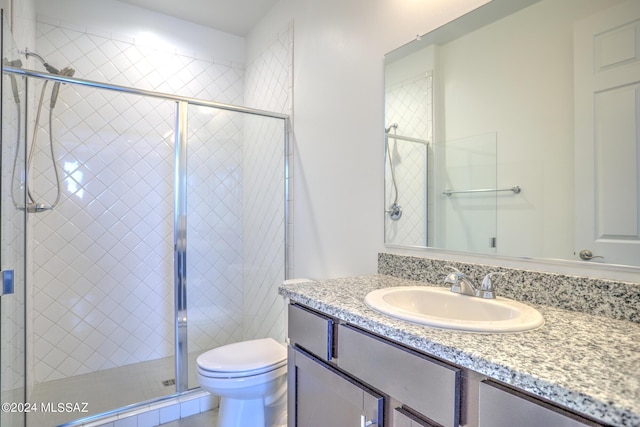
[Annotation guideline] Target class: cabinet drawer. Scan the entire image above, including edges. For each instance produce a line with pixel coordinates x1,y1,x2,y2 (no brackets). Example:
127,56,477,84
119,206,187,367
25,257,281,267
288,304,334,361
337,324,460,427
479,380,604,427
394,407,438,427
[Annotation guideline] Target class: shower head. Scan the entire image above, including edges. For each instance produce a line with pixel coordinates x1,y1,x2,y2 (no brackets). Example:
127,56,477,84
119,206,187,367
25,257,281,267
3,58,23,103
385,123,398,134
50,66,75,108
4,58,23,67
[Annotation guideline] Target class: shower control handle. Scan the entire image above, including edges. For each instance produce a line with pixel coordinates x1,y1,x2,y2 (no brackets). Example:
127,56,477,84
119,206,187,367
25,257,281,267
385,203,402,221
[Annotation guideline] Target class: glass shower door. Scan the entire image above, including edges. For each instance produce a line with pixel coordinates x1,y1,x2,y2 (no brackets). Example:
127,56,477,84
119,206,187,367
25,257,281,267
26,82,179,426
184,104,287,389
1,14,27,427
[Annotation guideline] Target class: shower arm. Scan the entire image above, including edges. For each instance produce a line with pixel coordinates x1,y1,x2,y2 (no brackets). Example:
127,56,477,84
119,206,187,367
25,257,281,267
24,49,61,74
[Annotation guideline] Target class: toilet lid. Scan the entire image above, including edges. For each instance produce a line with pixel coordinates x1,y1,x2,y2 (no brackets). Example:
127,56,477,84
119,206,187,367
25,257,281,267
197,338,286,374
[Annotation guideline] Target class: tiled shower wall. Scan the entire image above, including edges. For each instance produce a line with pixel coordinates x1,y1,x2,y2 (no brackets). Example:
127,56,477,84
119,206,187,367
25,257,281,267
30,15,291,384
384,72,433,247
242,23,293,343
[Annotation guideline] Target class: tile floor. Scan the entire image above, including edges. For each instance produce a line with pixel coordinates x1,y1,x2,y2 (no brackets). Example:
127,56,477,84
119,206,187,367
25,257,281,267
28,354,203,426
159,410,217,427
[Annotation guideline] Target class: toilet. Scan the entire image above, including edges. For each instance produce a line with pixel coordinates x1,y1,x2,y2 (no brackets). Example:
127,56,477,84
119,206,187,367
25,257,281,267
196,338,288,427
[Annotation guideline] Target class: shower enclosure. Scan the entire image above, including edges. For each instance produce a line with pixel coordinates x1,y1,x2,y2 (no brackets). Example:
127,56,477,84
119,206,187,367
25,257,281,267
1,27,289,427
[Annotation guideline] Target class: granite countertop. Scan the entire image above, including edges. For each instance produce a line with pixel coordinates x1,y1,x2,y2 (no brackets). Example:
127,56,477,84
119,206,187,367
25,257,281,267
279,274,640,427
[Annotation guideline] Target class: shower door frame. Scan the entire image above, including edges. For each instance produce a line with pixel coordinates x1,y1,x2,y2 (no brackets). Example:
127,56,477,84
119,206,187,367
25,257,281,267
3,65,291,413
1,12,28,427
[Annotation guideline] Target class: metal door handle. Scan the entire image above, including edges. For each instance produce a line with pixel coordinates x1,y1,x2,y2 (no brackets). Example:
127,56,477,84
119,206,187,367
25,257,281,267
579,249,604,260
360,415,374,427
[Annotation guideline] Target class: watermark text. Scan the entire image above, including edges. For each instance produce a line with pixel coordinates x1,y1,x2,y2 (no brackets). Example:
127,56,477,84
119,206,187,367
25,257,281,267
2,402,89,413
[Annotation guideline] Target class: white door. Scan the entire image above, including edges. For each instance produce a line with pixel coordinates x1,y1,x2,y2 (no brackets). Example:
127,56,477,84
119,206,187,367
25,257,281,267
574,0,640,265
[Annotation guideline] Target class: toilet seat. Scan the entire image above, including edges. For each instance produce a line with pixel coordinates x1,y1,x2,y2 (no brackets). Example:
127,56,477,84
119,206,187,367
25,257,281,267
196,338,286,378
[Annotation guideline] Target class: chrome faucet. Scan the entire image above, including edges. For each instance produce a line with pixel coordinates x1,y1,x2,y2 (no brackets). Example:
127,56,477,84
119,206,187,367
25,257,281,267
444,267,502,299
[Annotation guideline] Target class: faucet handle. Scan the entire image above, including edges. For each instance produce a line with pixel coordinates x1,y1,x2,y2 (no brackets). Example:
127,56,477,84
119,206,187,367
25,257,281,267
478,272,504,299
444,266,470,295
444,266,463,283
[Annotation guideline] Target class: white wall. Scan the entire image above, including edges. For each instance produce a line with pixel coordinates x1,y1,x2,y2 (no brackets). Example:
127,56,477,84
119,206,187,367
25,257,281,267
247,0,489,280
34,0,244,63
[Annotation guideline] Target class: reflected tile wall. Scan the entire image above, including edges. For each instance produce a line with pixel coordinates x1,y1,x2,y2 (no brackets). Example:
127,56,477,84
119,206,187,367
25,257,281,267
385,73,433,247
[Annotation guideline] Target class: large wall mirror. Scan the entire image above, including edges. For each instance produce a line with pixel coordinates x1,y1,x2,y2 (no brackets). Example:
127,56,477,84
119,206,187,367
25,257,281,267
384,0,640,269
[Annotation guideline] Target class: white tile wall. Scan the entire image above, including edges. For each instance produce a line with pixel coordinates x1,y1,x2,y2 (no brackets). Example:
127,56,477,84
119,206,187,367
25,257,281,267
30,16,293,389
243,23,293,343
31,19,246,383
185,105,244,357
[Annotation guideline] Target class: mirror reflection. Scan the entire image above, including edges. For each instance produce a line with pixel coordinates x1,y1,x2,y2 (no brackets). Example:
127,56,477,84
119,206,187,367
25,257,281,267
384,0,640,268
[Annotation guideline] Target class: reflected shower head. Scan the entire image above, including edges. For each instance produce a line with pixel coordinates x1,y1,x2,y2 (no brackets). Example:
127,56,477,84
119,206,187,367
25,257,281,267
4,58,22,67
50,66,75,108
385,123,398,134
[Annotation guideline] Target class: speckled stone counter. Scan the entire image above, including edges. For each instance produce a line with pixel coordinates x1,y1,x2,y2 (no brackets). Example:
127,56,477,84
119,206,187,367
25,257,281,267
279,275,640,427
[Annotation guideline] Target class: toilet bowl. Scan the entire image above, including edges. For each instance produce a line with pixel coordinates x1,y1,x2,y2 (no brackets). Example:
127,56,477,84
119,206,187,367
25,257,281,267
196,338,287,427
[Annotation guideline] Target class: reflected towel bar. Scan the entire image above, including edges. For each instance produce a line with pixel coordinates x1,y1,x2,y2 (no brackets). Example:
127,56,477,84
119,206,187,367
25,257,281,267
443,186,521,196
386,133,429,145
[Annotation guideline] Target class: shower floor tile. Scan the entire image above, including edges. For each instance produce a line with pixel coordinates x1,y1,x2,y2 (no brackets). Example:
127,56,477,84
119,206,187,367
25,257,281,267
27,353,203,427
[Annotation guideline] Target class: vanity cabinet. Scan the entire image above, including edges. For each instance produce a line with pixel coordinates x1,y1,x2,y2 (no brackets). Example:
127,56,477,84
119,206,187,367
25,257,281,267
288,346,384,427
337,324,460,427
478,380,604,427
287,304,460,427
287,303,607,427
288,304,383,426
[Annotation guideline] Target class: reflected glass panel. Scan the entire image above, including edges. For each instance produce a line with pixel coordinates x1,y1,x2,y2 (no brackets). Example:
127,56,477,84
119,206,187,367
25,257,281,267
434,133,497,254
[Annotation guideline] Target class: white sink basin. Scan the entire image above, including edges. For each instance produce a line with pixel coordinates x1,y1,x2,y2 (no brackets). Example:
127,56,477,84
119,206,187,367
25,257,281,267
365,286,544,333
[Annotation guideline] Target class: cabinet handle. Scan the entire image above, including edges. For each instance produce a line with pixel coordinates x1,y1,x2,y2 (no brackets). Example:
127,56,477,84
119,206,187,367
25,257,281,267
360,415,374,427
